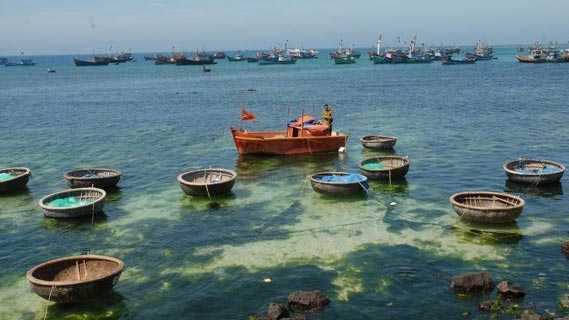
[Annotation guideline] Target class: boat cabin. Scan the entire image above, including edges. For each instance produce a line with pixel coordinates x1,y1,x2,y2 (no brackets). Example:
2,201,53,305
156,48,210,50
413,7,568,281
287,115,331,137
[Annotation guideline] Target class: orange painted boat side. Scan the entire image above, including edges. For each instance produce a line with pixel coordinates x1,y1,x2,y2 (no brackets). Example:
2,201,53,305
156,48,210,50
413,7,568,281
230,127,347,155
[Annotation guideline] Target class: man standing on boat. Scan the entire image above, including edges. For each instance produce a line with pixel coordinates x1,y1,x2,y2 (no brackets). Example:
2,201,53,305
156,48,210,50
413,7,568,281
322,104,333,133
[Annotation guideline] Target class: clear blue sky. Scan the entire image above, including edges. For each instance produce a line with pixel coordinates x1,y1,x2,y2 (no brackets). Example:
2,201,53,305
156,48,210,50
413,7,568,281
1,0,568,55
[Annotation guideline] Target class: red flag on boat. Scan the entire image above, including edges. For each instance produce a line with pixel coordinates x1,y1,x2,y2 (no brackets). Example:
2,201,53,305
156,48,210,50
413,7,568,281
241,108,257,121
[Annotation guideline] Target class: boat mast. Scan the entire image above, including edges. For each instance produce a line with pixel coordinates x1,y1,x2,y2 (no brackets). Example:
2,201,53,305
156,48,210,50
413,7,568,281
376,34,382,56
409,36,416,58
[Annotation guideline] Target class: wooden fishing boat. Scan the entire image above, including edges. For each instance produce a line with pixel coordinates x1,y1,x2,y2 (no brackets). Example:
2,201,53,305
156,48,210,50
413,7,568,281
26,254,125,303
308,172,369,195
465,42,496,61
64,167,122,190
449,191,525,224
503,158,565,185
516,47,547,63
154,54,176,65
39,187,106,218
227,54,247,61
360,135,397,150
441,57,477,65
177,168,237,196
333,54,356,64
212,51,226,59
359,155,410,180
73,58,109,66
231,114,347,155
174,52,217,65
258,55,297,65
0,167,31,192
5,58,36,66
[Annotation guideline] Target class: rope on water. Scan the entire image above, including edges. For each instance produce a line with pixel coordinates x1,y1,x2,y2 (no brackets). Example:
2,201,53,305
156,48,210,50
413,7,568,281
43,286,56,320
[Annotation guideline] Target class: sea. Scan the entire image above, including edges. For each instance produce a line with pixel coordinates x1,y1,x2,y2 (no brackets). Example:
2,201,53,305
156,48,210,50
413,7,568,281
1,46,569,319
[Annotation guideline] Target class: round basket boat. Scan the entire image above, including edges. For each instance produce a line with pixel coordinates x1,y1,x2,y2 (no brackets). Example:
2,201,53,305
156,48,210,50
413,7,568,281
503,158,565,185
359,155,410,180
449,191,525,224
39,187,106,218
307,171,369,195
360,135,397,150
0,167,31,192
26,254,124,303
64,167,122,190
177,168,237,196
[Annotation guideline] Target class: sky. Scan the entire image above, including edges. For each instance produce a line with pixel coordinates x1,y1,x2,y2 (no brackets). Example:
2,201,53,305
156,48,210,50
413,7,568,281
1,0,568,55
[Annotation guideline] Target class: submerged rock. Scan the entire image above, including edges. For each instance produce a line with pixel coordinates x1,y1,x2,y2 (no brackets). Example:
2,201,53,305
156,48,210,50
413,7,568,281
450,271,494,293
287,290,330,311
478,299,500,311
497,280,525,299
267,303,289,320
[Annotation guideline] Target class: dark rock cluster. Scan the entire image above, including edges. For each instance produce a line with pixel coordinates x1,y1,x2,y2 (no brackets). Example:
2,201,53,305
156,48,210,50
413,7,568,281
251,290,330,320
448,271,569,319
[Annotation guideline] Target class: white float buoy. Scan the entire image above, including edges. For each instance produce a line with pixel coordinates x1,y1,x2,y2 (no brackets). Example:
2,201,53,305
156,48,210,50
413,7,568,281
338,147,346,153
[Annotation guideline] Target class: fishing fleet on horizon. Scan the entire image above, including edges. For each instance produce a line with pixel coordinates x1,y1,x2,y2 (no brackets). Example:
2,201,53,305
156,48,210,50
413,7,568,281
3,36,569,69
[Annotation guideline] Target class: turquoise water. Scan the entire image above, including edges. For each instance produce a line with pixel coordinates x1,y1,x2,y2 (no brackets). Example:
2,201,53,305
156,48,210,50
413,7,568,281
1,46,569,319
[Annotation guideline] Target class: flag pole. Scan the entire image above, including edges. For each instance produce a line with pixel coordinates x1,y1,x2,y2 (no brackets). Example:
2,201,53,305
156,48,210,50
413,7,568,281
240,103,244,130
301,107,304,137
287,105,290,132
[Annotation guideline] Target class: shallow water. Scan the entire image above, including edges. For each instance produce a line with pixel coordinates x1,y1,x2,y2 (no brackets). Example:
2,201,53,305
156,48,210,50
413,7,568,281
1,46,569,319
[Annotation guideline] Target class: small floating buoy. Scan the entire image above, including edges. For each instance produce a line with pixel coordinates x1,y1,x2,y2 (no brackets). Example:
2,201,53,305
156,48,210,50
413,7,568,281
338,147,346,153
263,278,272,283
389,201,397,207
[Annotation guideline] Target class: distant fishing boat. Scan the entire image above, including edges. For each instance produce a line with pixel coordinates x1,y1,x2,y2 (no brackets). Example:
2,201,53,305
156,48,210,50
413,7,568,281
330,39,360,61
212,51,226,59
258,40,297,65
227,53,247,61
465,42,496,60
175,51,217,65
286,47,318,59
441,57,477,65
5,58,36,66
258,55,297,65
516,46,547,63
545,49,569,63
73,57,109,66
333,54,356,64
